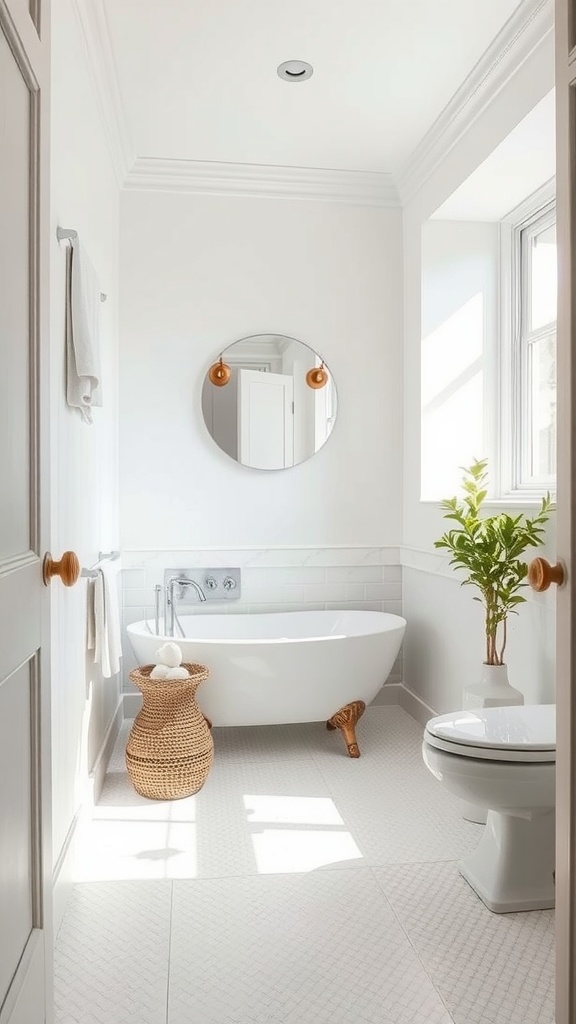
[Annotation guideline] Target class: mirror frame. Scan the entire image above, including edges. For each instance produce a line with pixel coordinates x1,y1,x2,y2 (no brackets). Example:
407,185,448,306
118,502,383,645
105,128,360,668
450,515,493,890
202,333,338,470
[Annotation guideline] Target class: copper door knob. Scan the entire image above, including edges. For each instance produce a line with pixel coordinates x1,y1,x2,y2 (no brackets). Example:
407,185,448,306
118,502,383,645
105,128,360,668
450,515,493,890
42,551,81,587
528,557,565,592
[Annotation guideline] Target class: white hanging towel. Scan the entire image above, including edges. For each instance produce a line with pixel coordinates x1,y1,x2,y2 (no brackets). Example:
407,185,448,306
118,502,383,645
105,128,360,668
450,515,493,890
87,562,122,679
66,236,103,423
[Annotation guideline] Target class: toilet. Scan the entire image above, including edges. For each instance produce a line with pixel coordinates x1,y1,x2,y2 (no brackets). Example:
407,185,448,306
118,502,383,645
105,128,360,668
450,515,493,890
422,704,556,913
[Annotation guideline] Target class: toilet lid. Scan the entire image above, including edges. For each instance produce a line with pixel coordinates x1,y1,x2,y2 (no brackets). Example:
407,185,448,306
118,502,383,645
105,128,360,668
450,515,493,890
424,704,556,762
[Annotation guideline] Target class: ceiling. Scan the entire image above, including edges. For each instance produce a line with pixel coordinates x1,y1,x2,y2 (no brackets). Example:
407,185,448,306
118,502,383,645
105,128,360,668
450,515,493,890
103,0,524,176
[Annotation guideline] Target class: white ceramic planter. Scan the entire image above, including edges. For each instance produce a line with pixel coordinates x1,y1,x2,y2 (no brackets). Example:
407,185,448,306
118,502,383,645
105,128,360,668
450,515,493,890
463,663,524,711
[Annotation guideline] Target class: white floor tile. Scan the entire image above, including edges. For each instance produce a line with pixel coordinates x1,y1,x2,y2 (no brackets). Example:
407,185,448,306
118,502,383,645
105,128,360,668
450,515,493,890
168,871,454,1024
211,721,322,762
373,861,555,1024
313,707,480,864
54,881,172,1024
54,708,556,1024
86,742,365,880
90,709,476,879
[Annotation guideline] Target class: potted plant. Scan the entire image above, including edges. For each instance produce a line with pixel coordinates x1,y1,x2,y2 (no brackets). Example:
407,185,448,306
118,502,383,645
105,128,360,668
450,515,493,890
435,458,554,706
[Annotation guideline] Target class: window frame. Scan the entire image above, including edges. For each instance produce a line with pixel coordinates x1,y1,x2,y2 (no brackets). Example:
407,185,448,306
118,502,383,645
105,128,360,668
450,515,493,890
497,182,556,500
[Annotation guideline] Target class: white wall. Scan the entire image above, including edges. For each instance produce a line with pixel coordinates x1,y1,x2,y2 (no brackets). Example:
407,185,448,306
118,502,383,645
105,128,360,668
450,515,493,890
402,554,556,714
119,191,403,549
402,32,556,714
421,221,498,499
50,0,120,911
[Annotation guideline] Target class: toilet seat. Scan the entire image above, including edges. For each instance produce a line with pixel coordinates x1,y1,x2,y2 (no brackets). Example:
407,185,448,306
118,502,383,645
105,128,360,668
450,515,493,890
424,704,556,763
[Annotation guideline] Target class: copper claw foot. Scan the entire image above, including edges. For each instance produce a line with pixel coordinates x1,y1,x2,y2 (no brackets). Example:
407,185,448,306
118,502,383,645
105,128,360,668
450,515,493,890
326,700,366,757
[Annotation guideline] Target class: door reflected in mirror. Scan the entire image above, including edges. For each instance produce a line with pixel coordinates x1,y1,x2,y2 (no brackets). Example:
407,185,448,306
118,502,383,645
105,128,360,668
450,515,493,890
202,334,337,470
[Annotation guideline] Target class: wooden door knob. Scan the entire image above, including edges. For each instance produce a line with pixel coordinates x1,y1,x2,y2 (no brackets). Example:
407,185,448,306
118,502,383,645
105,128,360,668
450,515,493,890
42,551,81,587
528,557,565,592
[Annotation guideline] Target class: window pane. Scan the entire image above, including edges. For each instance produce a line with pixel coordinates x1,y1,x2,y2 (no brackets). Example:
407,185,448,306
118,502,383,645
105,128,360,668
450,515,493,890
529,332,557,478
530,223,557,330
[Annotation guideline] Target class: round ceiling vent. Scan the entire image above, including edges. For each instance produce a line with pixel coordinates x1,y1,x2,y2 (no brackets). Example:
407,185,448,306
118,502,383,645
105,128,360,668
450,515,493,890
277,60,314,82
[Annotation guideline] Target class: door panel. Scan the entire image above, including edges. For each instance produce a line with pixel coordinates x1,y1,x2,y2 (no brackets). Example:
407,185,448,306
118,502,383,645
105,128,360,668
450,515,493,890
555,2,576,1021
0,662,34,1000
0,563,41,683
0,28,31,561
0,2,51,1022
238,368,294,469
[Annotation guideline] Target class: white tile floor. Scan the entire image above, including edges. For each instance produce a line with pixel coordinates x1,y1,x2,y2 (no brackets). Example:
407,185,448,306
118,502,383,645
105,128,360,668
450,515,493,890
54,707,555,1024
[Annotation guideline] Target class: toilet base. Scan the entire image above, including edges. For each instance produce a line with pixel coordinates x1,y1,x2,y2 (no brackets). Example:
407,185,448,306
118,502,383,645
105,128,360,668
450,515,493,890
459,808,555,913
460,800,487,825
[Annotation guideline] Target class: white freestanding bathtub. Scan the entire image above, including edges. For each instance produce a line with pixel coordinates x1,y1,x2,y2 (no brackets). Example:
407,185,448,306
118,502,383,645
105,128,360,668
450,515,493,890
127,610,405,754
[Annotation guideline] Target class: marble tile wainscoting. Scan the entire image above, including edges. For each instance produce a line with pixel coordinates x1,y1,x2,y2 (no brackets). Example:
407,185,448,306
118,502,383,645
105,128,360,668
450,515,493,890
121,548,403,701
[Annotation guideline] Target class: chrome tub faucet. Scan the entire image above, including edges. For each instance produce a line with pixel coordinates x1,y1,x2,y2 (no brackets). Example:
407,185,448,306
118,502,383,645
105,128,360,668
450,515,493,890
165,575,207,637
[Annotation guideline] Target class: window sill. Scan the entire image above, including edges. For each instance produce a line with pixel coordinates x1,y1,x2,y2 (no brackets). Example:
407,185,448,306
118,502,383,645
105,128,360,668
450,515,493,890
420,497,555,509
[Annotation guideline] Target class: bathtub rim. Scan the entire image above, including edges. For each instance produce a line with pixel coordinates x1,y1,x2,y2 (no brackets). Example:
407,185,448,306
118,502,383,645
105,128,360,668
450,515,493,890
127,608,406,646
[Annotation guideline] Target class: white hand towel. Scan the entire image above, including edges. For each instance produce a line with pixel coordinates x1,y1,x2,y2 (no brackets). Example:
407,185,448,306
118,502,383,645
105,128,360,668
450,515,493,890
66,237,103,423
88,562,122,679
86,575,96,652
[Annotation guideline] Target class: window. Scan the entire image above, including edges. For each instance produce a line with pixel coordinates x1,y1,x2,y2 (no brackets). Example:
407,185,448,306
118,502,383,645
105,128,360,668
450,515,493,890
500,196,557,496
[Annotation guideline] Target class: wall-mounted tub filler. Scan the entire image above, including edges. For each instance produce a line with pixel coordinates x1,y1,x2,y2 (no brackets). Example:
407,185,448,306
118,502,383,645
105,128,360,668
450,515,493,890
163,568,241,637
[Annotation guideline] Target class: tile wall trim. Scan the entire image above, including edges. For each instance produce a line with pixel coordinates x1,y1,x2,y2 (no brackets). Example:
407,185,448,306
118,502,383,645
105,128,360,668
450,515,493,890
122,545,402,552
400,545,554,607
122,546,401,569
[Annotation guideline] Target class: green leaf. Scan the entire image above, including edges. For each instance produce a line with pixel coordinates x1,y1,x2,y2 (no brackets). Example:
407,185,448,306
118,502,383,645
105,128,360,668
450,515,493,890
435,458,554,645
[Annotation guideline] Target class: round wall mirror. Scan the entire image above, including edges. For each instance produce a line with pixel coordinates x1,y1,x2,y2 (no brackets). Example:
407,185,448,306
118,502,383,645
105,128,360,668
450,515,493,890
202,334,338,470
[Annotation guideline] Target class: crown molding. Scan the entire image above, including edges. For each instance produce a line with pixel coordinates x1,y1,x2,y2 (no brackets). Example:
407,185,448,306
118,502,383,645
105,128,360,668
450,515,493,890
394,0,554,205
124,156,400,207
71,0,134,186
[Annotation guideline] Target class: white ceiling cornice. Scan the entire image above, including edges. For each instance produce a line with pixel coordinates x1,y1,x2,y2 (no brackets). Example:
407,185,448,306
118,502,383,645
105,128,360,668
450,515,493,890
123,157,400,207
75,0,550,208
75,0,398,205
71,0,134,186
393,0,554,205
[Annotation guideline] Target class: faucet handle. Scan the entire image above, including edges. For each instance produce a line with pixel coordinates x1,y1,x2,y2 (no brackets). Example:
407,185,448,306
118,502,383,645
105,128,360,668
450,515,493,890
223,576,237,591
205,576,218,590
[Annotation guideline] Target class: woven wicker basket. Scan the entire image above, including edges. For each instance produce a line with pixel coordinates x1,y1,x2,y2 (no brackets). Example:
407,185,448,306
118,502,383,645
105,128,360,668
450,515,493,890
126,662,213,800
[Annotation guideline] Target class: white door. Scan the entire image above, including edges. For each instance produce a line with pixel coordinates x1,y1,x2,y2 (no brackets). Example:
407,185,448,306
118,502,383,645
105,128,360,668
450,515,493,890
238,368,294,469
554,1,576,1019
0,2,52,1022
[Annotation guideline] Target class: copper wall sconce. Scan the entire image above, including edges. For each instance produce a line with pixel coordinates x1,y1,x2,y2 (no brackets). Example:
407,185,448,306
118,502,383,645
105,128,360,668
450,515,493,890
208,357,231,387
305,361,329,389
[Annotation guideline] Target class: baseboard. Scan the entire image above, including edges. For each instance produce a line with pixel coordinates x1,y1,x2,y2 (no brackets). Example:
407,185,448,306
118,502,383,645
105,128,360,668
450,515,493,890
52,695,124,938
397,683,437,727
370,682,402,706
88,696,125,805
123,691,142,719
52,803,85,938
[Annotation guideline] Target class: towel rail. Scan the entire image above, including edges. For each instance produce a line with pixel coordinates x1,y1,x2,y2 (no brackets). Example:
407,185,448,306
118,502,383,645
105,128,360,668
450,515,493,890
81,550,121,580
57,226,107,302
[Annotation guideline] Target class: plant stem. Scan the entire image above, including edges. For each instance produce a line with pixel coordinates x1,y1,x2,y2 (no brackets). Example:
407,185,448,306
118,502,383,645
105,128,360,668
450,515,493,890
499,617,507,665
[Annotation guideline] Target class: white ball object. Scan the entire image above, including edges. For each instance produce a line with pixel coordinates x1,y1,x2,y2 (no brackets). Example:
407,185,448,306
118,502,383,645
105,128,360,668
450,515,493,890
165,666,189,680
155,642,182,668
150,664,170,679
